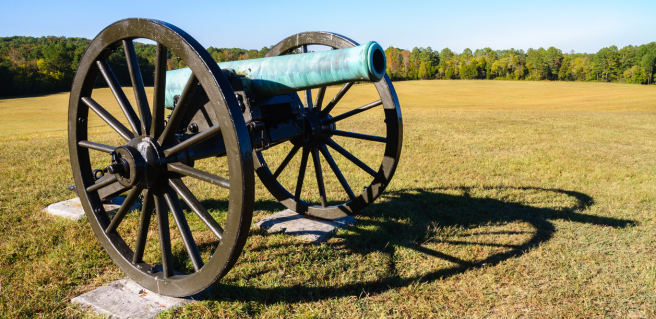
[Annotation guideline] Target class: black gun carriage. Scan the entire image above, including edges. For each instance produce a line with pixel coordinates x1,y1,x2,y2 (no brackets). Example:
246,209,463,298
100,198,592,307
68,18,402,297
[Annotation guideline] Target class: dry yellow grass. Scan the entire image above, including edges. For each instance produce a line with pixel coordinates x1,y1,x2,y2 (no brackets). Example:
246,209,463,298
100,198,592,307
392,80,656,111
0,87,152,137
1,81,653,137
1,80,655,318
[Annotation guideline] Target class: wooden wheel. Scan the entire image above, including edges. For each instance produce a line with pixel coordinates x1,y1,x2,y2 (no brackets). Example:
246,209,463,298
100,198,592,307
254,32,403,220
68,18,254,297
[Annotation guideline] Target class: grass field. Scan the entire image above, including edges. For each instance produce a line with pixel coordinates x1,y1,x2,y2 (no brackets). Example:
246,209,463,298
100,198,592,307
1,80,655,318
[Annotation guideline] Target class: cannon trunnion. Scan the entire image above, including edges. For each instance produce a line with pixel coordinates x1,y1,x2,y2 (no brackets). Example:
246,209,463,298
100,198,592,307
68,18,402,297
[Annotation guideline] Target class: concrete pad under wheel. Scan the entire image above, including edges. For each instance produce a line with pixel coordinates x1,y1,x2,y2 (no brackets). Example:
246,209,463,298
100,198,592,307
72,279,197,319
43,197,141,221
255,209,356,243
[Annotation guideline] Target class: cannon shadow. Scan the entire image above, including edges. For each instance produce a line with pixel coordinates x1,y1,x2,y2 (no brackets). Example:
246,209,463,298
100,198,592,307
198,186,635,304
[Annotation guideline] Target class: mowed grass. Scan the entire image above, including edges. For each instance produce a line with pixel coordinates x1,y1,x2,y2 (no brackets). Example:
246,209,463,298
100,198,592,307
0,87,155,137
1,80,655,318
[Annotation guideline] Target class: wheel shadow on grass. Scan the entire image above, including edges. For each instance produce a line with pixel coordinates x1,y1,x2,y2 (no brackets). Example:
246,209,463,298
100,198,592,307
204,185,635,304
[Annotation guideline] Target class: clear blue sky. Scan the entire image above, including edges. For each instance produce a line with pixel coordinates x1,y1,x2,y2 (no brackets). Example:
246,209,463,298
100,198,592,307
1,0,654,54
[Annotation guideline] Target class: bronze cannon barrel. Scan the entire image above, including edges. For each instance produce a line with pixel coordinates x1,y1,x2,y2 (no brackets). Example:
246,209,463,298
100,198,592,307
165,41,386,108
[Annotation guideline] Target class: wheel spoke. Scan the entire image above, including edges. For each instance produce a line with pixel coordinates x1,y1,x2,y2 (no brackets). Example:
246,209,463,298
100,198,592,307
322,100,382,125
82,97,134,141
319,144,355,200
301,45,313,109
86,174,118,193
325,139,377,177
167,163,230,189
154,192,174,278
311,147,327,207
169,178,224,240
304,89,313,109
158,74,198,146
123,39,152,135
164,186,204,272
105,186,142,233
272,144,301,180
163,124,221,157
96,60,141,135
133,190,154,264
294,147,310,201
152,44,167,139
330,130,387,143
313,86,326,112
78,140,115,153
319,82,353,116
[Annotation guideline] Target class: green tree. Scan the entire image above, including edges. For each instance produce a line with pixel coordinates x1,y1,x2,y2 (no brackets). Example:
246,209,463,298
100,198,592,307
641,53,655,84
594,46,619,82
545,47,563,80
417,61,428,79
526,48,547,80
558,55,572,80
618,45,636,78
445,67,455,79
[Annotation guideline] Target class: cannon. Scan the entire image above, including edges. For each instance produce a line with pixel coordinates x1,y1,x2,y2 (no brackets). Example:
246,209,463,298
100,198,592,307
68,18,402,297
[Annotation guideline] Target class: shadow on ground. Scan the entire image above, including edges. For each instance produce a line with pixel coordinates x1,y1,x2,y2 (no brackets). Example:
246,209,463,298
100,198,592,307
202,186,635,304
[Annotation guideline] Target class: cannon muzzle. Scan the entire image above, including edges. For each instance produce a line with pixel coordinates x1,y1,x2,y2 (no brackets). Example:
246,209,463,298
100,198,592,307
165,41,386,108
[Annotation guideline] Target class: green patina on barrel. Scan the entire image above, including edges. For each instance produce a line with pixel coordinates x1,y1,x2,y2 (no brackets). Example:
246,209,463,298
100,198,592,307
164,41,386,109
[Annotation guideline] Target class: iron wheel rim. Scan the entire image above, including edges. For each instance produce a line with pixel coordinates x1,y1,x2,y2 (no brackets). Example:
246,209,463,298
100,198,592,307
254,31,403,220
68,18,254,297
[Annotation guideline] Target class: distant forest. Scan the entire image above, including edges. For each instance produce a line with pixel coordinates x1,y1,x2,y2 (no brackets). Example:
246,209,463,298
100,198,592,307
1,36,655,97
385,44,656,83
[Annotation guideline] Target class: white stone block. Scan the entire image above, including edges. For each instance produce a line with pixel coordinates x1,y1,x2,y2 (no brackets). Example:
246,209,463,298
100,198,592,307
43,197,141,221
255,209,356,243
72,279,196,319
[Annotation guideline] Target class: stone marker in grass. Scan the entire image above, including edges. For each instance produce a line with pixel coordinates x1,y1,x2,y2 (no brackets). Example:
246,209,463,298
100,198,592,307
43,197,141,221
255,209,356,243
72,278,196,319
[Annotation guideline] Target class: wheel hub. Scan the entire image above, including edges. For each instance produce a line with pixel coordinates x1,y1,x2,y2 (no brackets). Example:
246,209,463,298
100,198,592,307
294,111,336,147
107,137,164,188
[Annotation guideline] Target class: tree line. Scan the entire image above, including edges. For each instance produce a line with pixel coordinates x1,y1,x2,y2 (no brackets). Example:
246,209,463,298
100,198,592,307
1,36,655,97
385,43,656,84
0,36,271,97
